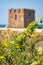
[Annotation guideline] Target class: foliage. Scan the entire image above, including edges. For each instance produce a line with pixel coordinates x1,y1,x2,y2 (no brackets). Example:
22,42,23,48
36,17,43,23
0,19,43,65
25,21,40,35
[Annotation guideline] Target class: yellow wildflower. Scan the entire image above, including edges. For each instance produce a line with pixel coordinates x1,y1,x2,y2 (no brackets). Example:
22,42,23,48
31,33,39,38
3,41,9,47
16,44,20,48
31,61,38,65
38,47,43,55
9,34,13,36
4,34,9,37
0,56,4,59
13,30,16,32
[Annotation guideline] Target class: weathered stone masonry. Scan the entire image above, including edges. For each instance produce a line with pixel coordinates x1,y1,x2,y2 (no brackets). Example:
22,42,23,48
8,8,35,28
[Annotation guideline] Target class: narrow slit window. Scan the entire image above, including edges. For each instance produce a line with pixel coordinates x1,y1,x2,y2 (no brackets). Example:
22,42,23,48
15,15,17,20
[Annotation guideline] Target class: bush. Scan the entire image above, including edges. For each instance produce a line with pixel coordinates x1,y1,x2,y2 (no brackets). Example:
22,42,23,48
0,21,43,65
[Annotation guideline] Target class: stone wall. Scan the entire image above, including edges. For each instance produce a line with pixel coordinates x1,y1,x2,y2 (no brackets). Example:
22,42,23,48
24,9,35,27
8,8,35,28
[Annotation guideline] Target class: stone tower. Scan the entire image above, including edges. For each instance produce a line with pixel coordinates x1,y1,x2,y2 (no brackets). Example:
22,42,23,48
8,8,35,28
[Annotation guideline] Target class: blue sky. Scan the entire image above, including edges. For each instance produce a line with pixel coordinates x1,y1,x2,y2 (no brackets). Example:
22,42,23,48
0,0,43,24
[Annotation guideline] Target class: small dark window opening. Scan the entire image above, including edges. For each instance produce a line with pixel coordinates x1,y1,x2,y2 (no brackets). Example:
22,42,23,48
15,15,17,20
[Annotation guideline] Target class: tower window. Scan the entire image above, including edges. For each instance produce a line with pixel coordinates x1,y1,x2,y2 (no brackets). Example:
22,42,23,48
15,15,17,20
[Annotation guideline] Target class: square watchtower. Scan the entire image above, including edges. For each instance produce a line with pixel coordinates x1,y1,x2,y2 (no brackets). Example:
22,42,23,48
8,8,35,28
